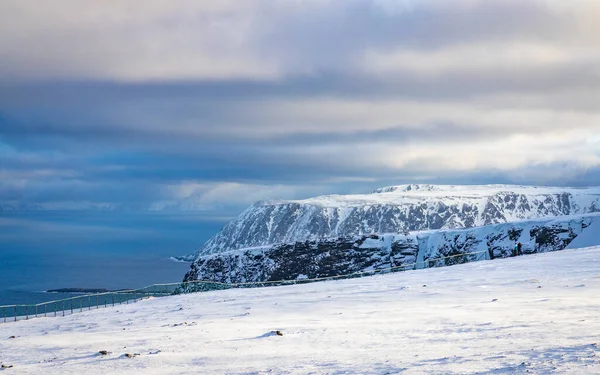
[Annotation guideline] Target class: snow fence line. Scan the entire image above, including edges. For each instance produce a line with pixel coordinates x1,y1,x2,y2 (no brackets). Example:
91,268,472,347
0,250,489,324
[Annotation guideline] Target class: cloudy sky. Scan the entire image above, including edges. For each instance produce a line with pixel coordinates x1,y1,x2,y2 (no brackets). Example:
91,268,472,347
1,0,600,215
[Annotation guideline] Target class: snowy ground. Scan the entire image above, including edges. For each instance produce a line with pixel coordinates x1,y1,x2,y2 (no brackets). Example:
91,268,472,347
1,247,600,374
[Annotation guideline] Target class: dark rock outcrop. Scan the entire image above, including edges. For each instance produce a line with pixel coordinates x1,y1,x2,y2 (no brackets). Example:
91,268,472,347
184,214,600,283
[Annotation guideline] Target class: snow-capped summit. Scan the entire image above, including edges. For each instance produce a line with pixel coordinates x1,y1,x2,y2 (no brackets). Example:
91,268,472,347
373,184,590,197
372,183,438,193
184,184,600,259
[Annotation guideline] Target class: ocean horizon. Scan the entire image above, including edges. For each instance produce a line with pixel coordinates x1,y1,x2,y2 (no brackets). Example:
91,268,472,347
0,211,226,305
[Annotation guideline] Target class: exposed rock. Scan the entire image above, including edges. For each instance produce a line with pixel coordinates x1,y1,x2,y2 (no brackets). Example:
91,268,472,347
184,214,600,284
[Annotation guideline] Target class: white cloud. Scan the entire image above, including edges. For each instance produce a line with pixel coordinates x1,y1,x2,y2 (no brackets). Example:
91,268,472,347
0,0,281,81
376,130,600,172
361,42,595,77
160,182,305,209
2,0,599,82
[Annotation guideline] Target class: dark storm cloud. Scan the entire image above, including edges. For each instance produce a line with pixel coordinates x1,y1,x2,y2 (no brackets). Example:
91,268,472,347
0,92,502,146
1,57,598,107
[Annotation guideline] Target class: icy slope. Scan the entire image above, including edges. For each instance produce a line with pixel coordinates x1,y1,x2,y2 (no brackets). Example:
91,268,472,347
186,184,600,258
2,247,600,374
185,213,600,283
565,218,600,250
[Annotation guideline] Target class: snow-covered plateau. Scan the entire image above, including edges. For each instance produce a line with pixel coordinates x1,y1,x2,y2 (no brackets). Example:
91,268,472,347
185,185,600,259
2,246,600,374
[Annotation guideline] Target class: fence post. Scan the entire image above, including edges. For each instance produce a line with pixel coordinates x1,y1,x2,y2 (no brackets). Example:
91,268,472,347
3,307,6,323
62,301,65,316
111,293,115,307
88,296,91,310
96,295,99,309
14,306,17,322
35,305,38,318
54,302,57,317
26,306,28,320
44,304,47,317
104,295,107,308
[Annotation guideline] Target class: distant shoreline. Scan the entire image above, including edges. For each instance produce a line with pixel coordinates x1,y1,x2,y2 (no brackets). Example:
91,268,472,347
169,256,192,263
46,288,111,294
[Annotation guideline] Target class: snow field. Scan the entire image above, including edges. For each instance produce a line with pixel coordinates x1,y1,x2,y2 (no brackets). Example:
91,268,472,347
287,184,600,208
1,247,600,374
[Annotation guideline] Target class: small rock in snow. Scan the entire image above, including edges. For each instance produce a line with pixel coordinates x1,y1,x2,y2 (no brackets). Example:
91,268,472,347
98,350,110,356
492,299,498,302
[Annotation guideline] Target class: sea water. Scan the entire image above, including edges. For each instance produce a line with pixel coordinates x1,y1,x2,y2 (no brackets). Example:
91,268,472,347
0,211,226,305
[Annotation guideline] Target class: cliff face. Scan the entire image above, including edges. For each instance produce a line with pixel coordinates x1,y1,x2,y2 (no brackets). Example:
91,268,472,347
184,185,600,259
184,214,600,283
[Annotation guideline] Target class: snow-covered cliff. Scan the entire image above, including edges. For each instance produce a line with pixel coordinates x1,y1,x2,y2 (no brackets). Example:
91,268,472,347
184,185,600,259
184,213,600,283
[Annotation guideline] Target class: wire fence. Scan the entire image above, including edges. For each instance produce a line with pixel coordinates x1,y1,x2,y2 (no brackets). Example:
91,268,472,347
0,284,182,323
1,249,490,323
